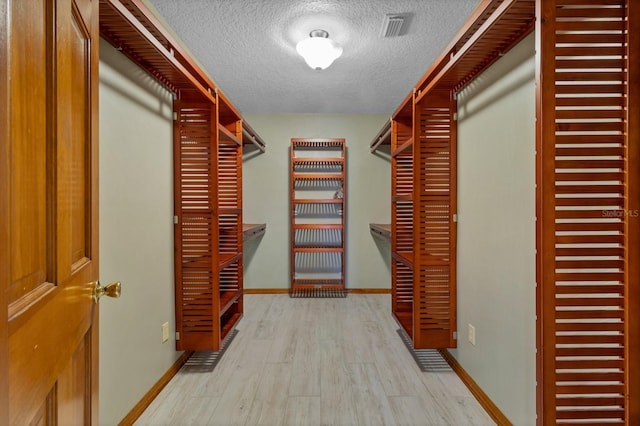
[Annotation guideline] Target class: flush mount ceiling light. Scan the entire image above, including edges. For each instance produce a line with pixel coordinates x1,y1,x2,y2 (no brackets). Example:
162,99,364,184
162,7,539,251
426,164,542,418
296,29,343,70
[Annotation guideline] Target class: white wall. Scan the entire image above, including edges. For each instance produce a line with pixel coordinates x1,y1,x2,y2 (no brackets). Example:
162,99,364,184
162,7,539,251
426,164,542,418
242,114,391,289
453,34,536,424
99,40,180,426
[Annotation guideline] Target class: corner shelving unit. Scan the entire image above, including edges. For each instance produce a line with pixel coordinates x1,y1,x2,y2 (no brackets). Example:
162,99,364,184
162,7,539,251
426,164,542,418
290,138,346,293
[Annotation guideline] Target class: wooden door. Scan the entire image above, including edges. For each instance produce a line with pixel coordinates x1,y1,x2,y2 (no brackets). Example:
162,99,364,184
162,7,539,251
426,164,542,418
0,0,100,424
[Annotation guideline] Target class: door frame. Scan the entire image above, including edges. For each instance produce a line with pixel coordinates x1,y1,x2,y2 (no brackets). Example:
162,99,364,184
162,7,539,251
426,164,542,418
1,0,10,420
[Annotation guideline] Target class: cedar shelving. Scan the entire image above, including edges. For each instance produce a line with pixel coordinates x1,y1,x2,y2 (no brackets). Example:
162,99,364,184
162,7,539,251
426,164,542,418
242,120,266,153
243,223,266,241
290,139,346,292
370,119,392,153
376,0,638,422
173,91,244,351
389,96,415,340
99,0,268,352
369,223,391,241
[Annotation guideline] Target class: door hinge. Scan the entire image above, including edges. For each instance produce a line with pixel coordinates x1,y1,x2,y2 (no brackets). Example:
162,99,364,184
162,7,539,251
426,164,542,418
453,214,458,222
173,215,178,224
175,332,180,341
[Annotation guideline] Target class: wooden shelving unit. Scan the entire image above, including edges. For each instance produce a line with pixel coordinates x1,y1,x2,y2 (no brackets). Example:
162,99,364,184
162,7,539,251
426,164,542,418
290,139,346,292
375,0,639,422
100,0,268,352
389,96,415,340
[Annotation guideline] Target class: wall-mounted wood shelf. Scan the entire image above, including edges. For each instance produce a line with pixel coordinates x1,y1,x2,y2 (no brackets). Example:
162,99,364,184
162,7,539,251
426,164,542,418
243,223,266,241
242,121,266,152
370,119,391,153
369,223,391,241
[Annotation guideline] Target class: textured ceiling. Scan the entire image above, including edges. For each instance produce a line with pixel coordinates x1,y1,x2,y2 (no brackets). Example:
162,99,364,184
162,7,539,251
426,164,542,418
145,0,481,114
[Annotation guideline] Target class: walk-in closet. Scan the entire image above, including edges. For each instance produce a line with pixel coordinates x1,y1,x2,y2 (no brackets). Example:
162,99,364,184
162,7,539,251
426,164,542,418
2,0,637,424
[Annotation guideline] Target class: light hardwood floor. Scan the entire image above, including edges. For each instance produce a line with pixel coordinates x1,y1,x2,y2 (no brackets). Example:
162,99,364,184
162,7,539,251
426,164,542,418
135,294,495,426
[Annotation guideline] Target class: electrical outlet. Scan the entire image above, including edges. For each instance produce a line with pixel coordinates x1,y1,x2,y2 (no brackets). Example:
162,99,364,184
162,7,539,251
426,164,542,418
468,324,476,346
162,322,169,343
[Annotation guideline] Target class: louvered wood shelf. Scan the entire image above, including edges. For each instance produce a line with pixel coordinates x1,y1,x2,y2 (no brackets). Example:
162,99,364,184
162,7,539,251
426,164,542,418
392,194,413,202
392,252,414,269
220,312,242,341
293,158,344,164
219,253,242,270
294,199,343,204
293,247,344,253
369,223,391,241
393,310,413,338
243,223,266,241
219,126,242,146
391,138,413,158
290,139,346,293
292,279,344,289
293,174,344,180
219,290,242,317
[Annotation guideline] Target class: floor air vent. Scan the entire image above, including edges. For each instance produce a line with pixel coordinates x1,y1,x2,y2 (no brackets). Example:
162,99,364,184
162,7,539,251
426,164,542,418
289,288,347,298
396,328,452,372
180,329,239,373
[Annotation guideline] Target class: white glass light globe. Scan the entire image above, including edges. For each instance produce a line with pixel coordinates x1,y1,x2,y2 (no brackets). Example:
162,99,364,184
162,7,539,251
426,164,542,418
296,31,343,70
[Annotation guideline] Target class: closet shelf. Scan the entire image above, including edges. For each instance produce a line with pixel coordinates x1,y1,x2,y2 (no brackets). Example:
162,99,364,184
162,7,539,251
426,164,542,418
99,0,217,104
294,224,343,230
414,0,534,101
293,247,344,253
369,223,391,241
293,174,344,180
220,312,242,341
243,223,266,241
242,121,266,152
392,138,413,158
392,251,414,269
370,119,392,153
392,195,413,202
220,208,242,215
219,290,242,317
292,278,344,288
293,158,344,164
219,252,242,270
294,199,343,204
219,126,242,146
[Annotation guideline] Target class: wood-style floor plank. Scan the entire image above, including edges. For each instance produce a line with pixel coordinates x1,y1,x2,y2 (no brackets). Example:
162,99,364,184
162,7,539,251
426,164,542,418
134,294,495,426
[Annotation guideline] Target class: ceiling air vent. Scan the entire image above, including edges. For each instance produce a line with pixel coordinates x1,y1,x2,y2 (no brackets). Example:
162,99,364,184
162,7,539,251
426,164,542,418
381,14,406,38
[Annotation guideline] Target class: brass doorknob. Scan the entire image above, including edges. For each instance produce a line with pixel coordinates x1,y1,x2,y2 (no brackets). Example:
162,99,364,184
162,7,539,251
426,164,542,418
92,281,121,302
